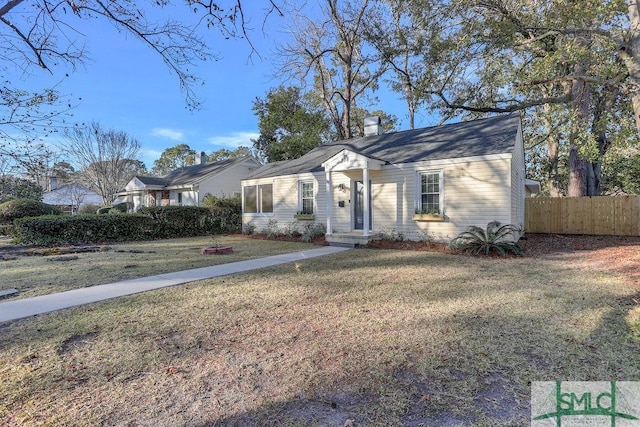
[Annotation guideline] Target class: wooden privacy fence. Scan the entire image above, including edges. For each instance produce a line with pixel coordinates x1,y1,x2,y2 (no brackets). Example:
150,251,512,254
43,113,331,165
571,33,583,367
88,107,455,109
525,196,640,236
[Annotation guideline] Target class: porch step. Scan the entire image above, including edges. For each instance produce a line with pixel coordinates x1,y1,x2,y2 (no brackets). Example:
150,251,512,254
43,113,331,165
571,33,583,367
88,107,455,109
325,233,379,248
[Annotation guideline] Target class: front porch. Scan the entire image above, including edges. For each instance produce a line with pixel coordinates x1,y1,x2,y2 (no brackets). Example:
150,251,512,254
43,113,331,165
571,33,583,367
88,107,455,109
325,232,380,248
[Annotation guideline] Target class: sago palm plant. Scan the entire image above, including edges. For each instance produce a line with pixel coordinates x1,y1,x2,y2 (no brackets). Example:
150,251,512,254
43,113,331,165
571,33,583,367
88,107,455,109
448,221,523,256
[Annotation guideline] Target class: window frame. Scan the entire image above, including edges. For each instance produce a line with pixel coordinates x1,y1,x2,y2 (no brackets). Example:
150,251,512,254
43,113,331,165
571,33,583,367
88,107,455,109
243,183,273,214
416,170,444,215
298,180,315,215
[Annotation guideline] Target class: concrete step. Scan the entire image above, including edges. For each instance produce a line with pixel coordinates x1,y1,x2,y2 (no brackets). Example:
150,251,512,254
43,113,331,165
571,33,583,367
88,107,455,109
326,233,379,247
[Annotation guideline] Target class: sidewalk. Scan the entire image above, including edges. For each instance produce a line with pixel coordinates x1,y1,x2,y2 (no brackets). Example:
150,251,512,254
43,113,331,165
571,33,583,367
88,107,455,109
0,245,350,323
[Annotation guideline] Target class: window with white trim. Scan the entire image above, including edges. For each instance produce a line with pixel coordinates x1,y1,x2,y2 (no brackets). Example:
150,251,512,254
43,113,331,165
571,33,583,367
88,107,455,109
418,171,442,214
299,181,314,214
243,184,273,213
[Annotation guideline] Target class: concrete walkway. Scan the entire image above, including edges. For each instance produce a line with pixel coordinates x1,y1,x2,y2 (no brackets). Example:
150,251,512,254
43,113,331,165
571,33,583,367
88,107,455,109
0,245,350,323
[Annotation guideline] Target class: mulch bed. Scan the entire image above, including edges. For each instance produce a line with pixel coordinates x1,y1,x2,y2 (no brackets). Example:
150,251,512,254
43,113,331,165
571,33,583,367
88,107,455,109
367,233,640,289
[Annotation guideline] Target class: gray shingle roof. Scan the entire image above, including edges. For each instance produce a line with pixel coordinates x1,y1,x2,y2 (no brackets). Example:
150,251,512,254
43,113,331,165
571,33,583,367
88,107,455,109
246,113,521,180
136,176,168,186
132,156,251,188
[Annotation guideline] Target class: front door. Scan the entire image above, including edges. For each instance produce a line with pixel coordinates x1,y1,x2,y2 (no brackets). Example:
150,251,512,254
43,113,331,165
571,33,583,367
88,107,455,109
353,180,372,230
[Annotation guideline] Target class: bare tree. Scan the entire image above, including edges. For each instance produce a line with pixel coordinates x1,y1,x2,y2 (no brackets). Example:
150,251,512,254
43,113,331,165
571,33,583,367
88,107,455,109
62,122,141,205
279,0,386,140
363,0,441,130
0,1,283,174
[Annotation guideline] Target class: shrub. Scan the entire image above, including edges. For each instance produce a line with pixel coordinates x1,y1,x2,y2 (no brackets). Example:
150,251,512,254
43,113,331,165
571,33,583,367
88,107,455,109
283,221,301,238
243,221,256,235
448,220,523,256
0,176,43,202
379,226,404,242
262,219,280,239
138,206,211,238
301,222,326,243
111,202,129,213
0,198,61,224
13,214,155,245
96,206,112,215
200,195,242,234
78,203,102,215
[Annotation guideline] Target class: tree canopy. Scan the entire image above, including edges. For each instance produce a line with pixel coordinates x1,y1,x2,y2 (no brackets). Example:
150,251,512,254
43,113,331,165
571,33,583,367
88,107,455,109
207,147,252,162
0,1,282,177
152,144,197,176
252,86,333,163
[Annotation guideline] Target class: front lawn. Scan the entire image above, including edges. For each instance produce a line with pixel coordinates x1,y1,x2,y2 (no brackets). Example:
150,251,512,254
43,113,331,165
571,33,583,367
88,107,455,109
0,235,318,300
2,244,640,425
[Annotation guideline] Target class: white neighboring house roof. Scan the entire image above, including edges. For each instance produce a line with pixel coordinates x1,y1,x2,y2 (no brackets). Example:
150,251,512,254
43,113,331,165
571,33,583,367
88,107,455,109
42,182,104,207
116,156,262,195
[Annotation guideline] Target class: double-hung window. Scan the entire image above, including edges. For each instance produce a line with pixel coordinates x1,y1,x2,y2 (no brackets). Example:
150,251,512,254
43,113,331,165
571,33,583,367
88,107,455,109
418,171,443,214
243,184,273,214
299,181,314,214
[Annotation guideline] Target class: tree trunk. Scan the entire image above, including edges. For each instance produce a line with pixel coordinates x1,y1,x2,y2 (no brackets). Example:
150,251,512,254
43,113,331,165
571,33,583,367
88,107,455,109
623,0,640,139
567,146,588,197
547,137,562,197
542,105,562,197
567,36,591,197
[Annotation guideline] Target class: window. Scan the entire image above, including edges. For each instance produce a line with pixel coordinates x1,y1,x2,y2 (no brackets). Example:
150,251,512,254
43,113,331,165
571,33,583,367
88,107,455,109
418,171,442,214
260,184,273,213
243,184,273,213
300,181,314,214
177,192,183,206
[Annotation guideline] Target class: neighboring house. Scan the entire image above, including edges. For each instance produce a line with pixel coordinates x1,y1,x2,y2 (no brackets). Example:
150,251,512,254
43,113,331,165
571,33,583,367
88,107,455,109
241,114,530,246
42,180,104,214
115,154,261,211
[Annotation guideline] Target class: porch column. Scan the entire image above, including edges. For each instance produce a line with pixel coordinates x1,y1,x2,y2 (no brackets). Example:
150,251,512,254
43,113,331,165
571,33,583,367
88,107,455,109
325,170,333,235
363,165,370,237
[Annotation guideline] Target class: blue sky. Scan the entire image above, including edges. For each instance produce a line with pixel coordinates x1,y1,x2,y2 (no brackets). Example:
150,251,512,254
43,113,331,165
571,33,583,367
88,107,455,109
8,2,428,169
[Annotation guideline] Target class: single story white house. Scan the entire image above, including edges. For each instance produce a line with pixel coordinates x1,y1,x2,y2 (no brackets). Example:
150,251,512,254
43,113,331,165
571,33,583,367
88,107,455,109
42,181,104,214
115,155,261,211
241,113,537,246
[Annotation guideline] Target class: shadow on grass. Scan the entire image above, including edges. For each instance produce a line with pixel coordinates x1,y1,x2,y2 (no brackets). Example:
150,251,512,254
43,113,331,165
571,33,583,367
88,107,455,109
3,247,640,426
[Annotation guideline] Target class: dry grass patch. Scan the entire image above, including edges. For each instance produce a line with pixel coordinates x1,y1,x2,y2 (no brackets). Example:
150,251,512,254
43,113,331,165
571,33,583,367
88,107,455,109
1,248,640,426
0,235,317,300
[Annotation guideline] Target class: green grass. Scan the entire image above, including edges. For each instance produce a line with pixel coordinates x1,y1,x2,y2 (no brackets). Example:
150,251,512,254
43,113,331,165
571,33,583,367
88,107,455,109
1,247,640,425
0,235,317,300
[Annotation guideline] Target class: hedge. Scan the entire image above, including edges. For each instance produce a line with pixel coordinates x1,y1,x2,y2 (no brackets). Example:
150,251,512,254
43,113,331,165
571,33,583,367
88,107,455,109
12,200,242,244
14,214,156,245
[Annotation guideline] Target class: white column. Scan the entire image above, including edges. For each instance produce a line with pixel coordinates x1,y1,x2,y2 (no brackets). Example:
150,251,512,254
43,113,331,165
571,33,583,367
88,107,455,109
363,165,370,236
325,170,333,235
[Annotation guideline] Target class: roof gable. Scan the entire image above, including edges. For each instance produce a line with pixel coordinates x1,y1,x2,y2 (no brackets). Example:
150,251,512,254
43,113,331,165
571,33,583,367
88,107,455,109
322,149,384,172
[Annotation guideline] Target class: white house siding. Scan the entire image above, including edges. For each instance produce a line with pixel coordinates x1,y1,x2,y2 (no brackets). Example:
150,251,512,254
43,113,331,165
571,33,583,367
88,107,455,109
242,173,327,233
243,156,514,241
510,125,526,229
170,190,198,206
198,162,256,201
365,156,514,241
